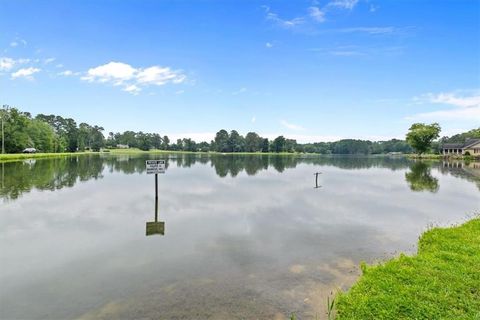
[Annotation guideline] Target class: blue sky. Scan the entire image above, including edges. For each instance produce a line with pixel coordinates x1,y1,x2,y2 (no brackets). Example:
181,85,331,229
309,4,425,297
1,0,479,142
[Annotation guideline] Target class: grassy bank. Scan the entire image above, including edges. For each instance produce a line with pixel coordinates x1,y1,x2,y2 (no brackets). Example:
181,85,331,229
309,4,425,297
336,217,480,319
407,153,444,160
0,152,97,162
407,153,480,160
108,148,302,156
0,149,308,162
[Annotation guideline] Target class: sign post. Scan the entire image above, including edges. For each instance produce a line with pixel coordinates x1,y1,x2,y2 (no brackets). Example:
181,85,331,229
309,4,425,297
146,160,166,236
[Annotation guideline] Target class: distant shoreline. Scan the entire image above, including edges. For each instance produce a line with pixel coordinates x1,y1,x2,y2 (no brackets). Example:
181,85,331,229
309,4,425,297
1,149,478,163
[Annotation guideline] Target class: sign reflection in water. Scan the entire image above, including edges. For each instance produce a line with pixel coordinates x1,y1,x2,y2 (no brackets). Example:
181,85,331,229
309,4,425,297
146,164,165,236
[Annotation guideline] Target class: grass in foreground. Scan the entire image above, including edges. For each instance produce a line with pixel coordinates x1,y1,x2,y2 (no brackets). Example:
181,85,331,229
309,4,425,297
336,217,480,319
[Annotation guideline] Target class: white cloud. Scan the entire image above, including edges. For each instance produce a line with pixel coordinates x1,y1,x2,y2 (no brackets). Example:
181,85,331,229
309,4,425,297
0,57,15,70
175,90,185,95
0,57,30,71
314,45,404,57
263,6,305,28
82,62,137,83
280,120,306,131
251,116,256,123
337,27,395,34
9,38,27,48
136,66,185,85
44,58,56,64
57,70,80,76
265,42,273,48
81,61,186,94
308,6,325,22
11,67,40,80
123,84,141,95
58,70,73,76
408,91,480,121
422,92,480,108
328,0,359,10
232,87,247,95
329,50,364,56
408,107,480,121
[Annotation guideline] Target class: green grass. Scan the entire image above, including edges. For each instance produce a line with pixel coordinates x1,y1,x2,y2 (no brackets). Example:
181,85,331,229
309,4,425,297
108,148,304,156
0,149,309,162
336,217,480,320
0,151,97,162
407,153,444,159
407,153,480,160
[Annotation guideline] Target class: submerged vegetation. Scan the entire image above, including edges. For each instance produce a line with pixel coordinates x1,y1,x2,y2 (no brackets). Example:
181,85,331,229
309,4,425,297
335,218,480,319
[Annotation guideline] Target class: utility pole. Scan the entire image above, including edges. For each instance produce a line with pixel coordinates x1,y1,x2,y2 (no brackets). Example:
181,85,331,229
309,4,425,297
1,110,3,154
1,105,9,154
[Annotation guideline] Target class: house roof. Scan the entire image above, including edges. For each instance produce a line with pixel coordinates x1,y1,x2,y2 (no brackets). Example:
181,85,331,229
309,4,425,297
442,143,463,149
442,138,480,149
463,138,480,148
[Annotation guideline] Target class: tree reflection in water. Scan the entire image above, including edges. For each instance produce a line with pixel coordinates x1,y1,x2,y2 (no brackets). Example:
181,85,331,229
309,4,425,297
405,162,439,193
1,154,479,200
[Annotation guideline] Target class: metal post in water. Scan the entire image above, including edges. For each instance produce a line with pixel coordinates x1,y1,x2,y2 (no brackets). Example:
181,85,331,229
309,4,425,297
314,172,322,188
155,173,158,222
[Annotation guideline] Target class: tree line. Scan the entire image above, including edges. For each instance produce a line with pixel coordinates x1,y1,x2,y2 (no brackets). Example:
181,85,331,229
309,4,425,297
3,105,476,155
105,128,414,154
0,107,105,153
0,105,411,154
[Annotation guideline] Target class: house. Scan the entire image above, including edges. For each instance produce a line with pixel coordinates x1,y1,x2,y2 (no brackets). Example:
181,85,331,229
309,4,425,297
442,138,480,156
116,144,129,149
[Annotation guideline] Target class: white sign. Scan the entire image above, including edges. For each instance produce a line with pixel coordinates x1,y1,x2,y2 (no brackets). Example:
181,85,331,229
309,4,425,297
146,160,166,174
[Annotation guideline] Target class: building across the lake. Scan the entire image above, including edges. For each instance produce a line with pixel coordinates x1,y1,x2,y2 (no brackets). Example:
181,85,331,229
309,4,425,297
442,139,480,155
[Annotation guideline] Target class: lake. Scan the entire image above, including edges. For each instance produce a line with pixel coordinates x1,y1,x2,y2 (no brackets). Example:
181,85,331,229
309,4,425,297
1,154,479,319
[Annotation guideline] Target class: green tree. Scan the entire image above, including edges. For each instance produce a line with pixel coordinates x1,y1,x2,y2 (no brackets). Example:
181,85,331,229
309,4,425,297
406,123,441,155
285,139,297,153
261,138,269,153
245,132,261,152
162,135,170,150
90,125,105,151
136,132,151,151
2,108,30,153
26,119,56,152
152,134,162,149
197,141,210,152
214,129,230,152
228,130,244,152
272,136,286,153
183,138,197,151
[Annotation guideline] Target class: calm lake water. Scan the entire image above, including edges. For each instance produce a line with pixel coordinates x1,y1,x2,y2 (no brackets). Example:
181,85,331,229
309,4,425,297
1,154,479,319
